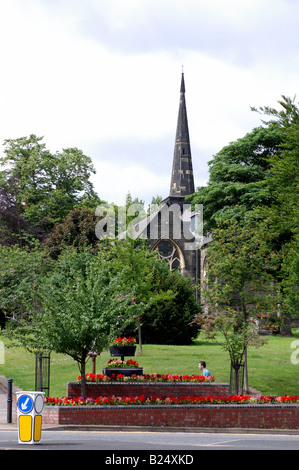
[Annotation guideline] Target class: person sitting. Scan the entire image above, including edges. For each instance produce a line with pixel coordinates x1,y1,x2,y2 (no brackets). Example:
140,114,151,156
198,361,211,377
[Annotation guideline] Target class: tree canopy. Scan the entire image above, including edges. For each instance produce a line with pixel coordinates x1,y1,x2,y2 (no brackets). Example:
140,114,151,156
0,135,101,244
4,248,140,397
192,97,298,358
187,123,283,234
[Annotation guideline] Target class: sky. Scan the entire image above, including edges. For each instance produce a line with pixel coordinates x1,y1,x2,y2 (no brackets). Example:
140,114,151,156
0,0,298,207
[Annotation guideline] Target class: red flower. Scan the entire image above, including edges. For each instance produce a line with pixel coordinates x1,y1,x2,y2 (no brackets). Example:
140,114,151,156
45,394,299,406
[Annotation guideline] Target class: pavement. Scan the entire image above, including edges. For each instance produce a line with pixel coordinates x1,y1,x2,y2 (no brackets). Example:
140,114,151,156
0,388,8,420
0,385,18,430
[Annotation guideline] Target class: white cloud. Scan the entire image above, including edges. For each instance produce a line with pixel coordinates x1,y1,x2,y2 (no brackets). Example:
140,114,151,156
0,0,298,205
91,159,170,207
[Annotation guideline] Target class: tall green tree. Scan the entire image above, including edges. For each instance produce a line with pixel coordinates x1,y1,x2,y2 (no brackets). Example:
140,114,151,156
189,96,298,322
253,96,299,317
187,123,283,234
193,213,280,391
0,244,53,327
200,215,281,323
0,135,100,242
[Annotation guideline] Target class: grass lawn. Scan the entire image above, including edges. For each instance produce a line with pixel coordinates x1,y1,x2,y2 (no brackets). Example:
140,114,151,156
1,331,299,397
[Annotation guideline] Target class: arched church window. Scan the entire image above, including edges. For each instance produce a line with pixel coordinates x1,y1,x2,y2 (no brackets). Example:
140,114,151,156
155,239,182,271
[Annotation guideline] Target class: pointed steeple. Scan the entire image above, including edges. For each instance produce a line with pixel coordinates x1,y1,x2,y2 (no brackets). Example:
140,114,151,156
169,73,195,198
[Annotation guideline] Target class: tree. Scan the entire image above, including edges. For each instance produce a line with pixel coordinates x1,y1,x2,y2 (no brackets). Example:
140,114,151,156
147,195,162,216
44,207,103,259
193,308,265,394
104,238,200,345
0,135,100,242
187,123,283,234
263,131,299,320
252,96,299,318
193,213,281,392
189,96,298,326
0,244,53,327
203,215,281,319
141,259,200,344
0,175,31,246
5,248,139,397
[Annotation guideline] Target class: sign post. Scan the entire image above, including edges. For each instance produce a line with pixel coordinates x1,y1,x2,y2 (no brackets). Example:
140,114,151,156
16,391,45,445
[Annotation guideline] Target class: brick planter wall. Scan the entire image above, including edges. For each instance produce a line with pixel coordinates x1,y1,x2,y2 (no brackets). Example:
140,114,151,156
42,404,299,429
67,382,230,399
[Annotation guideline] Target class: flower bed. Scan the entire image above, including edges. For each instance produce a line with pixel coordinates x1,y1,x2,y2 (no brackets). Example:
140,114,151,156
102,358,143,377
68,374,227,399
111,336,136,346
42,394,299,429
42,402,299,429
105,359,139,368
45,394,299,406
79,373,216,382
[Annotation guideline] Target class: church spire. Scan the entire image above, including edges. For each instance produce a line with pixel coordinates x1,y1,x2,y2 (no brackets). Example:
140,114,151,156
169,73,195,198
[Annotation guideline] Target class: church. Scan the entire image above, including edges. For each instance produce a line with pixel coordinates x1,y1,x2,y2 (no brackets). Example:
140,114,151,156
127,72,211,296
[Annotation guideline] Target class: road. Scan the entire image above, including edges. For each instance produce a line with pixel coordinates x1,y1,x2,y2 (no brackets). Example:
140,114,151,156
1,427,299,451
1,389,299,453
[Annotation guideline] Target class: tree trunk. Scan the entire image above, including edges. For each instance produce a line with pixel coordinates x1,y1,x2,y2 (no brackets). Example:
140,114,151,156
243,348,249,393
234,365,240,395
38,354,43,391
80,360,86,398
138,318,142,353
241,291,249,393
280,312,293,336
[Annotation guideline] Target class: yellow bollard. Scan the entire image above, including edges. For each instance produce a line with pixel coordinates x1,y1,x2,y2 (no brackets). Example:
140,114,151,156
17,392,45,445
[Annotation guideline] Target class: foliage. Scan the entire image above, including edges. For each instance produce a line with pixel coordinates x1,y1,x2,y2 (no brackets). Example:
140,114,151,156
0,175,32,246
102,238,200,345
252,96,299,317
0,244,53,327
0,135,100,243
251,94,299,127
193,214,281,369
203,214,281,317
141,260,199,344
194,308,266,365
4,248,140,397
189,95,298,324
187,123,283,234
44,207,102,259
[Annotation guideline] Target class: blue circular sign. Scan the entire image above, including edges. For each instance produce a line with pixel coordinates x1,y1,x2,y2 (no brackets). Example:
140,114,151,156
17,394,33,414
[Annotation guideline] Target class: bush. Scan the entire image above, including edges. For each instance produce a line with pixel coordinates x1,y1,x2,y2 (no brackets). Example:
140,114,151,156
141,262,200,345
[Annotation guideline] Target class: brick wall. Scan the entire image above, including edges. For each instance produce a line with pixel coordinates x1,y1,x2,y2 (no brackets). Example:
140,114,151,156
42,404,299,429
67,382,230,399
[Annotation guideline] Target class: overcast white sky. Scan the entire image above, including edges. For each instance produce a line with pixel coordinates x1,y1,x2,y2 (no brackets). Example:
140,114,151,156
0,0,298,206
